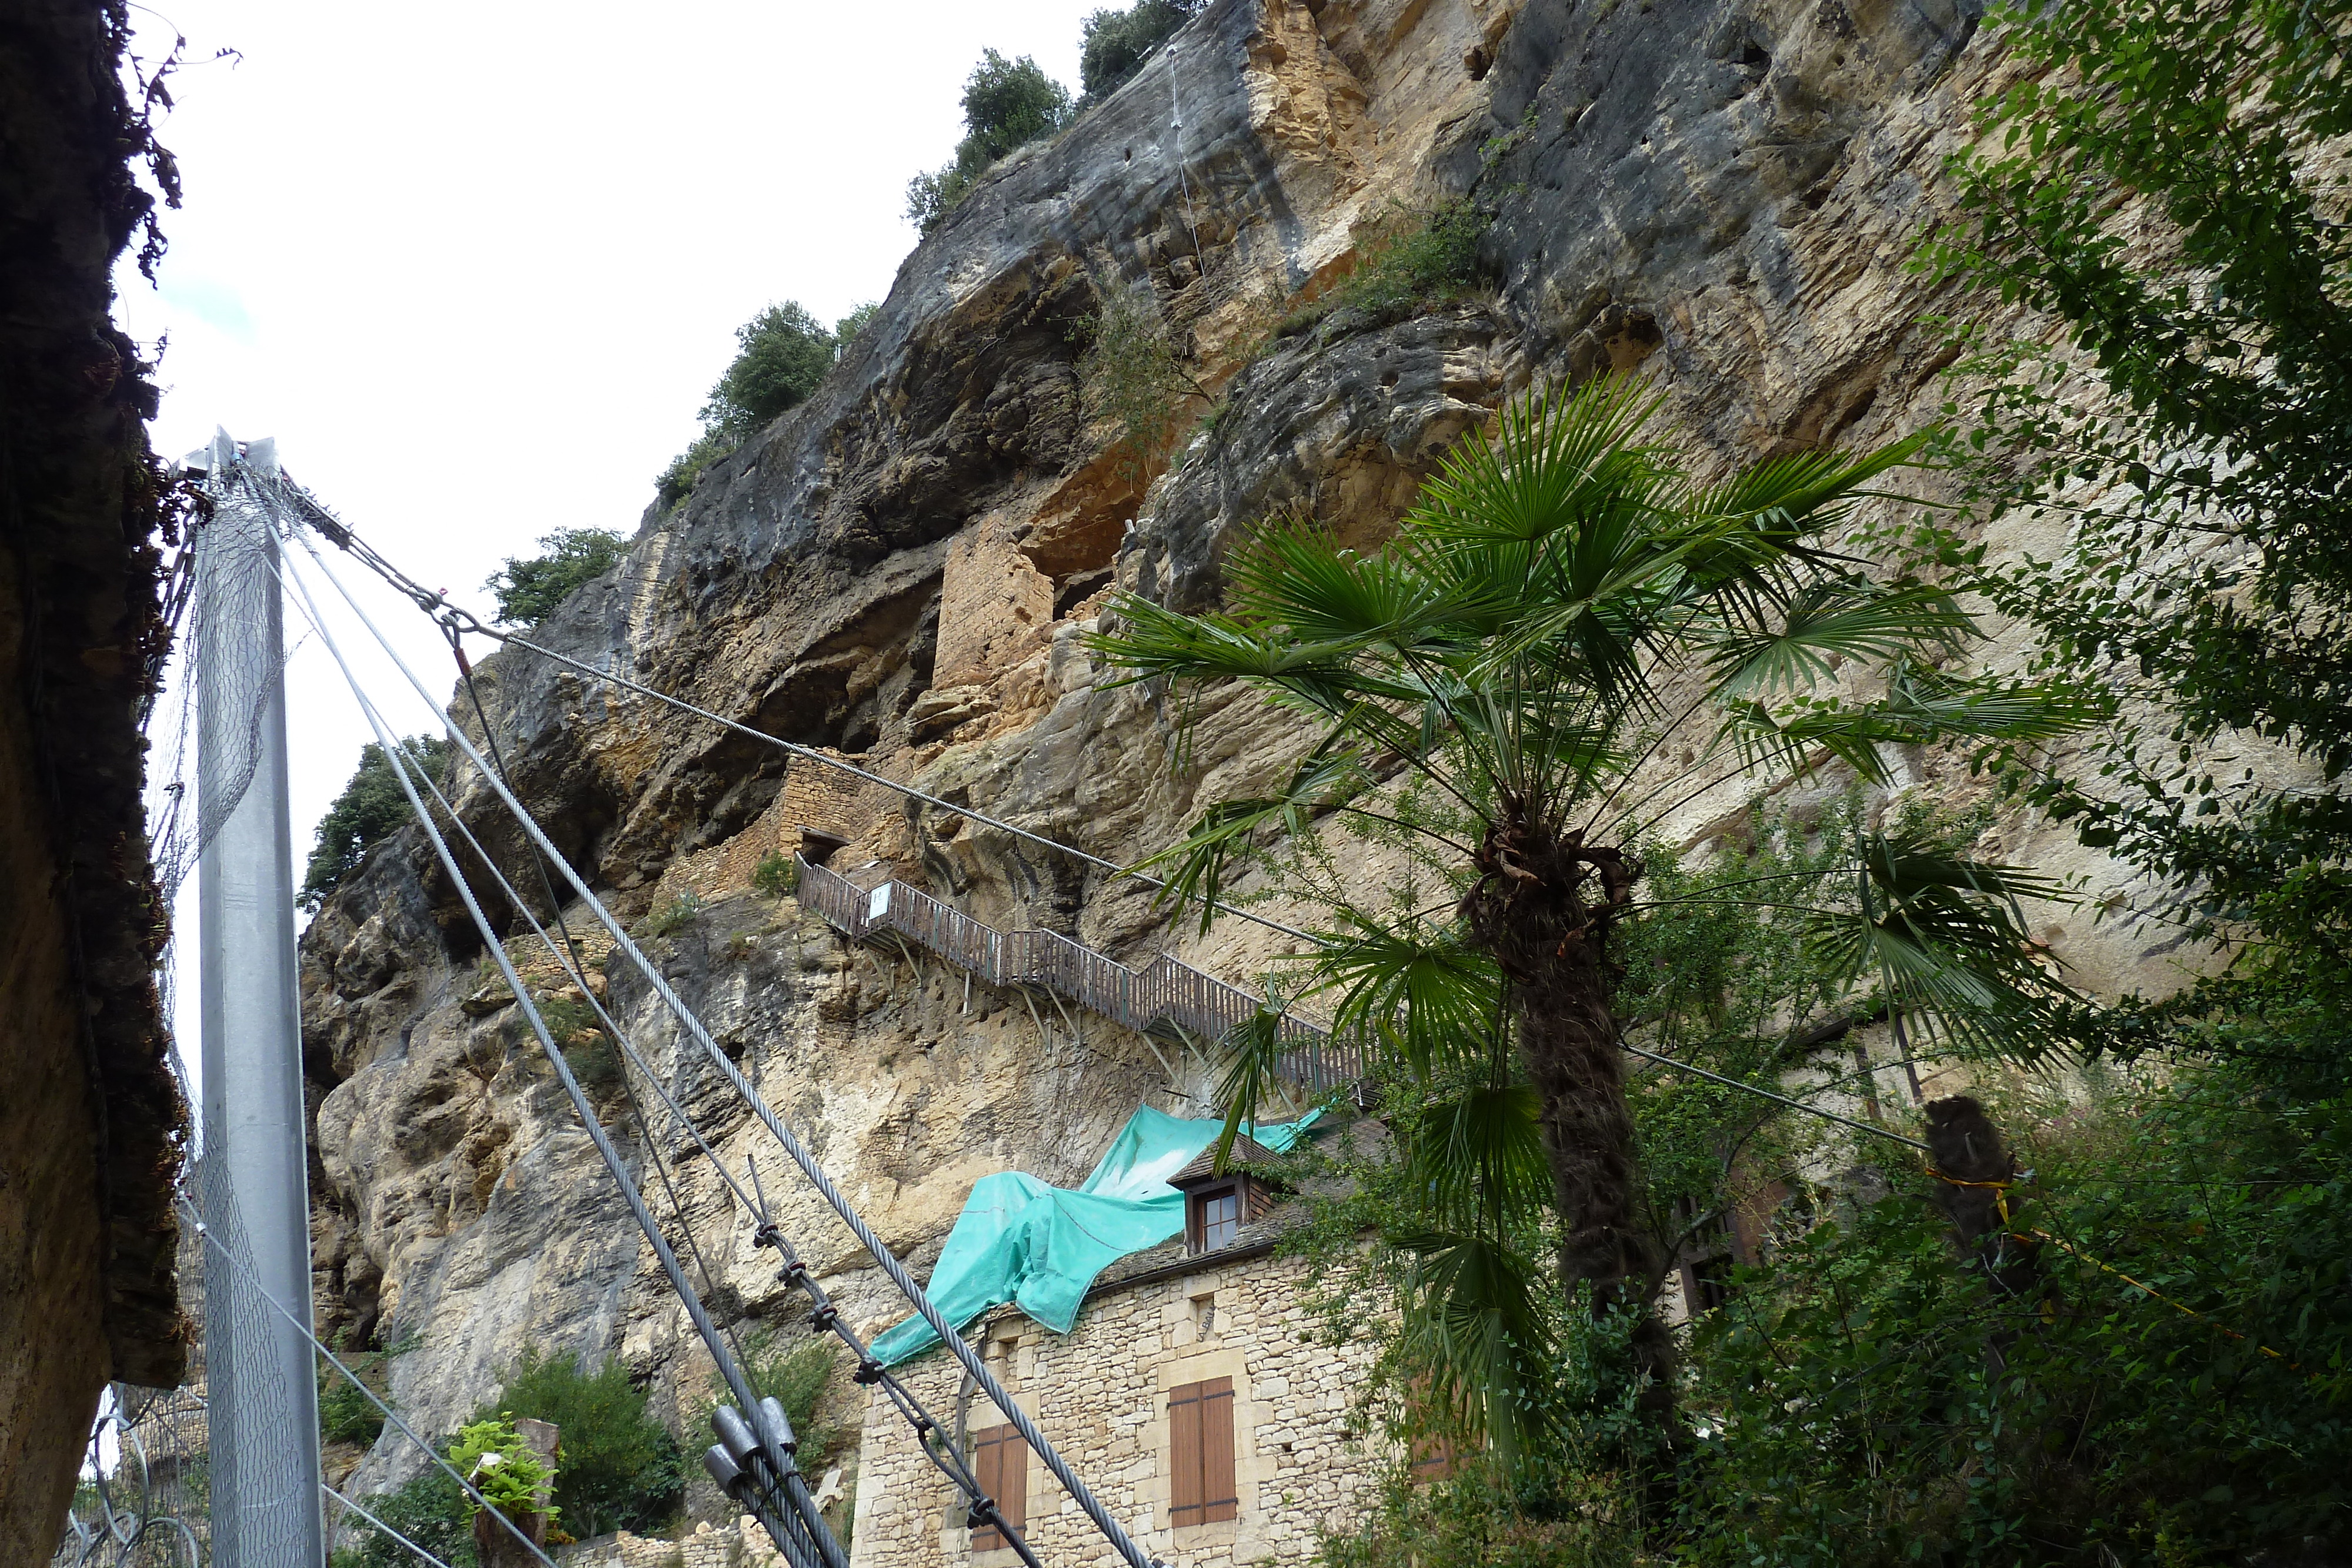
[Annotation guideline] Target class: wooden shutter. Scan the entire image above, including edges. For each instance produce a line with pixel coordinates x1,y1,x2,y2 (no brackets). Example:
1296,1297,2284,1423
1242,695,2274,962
1168,1378,1238,1527
971,1423,1025,1550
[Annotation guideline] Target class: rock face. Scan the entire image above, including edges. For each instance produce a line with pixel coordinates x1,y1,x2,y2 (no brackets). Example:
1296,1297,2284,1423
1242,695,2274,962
302,0,2134,1529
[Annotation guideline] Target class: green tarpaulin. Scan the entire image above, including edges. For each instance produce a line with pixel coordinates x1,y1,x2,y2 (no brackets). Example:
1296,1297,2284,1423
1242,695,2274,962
868,1105,1319,1366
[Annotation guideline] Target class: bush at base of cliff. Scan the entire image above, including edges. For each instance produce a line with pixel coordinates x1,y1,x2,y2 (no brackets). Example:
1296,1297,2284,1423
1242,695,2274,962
319,1363,387,1445
348,1467,478,1568
490,1347,684,1539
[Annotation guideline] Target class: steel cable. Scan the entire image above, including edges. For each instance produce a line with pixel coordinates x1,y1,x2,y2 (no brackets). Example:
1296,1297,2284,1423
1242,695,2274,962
349,725,1046,1567
276,553,844,1568
287,527,1162,1568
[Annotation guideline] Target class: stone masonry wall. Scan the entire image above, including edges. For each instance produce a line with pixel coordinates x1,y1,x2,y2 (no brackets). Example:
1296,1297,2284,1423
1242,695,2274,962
847,1249,1382,1568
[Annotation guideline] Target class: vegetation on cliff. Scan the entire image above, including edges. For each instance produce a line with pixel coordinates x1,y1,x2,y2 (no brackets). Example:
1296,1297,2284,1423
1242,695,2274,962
301,736,449,910
653,299,880,514
904,50,1075,236
483,527,630,626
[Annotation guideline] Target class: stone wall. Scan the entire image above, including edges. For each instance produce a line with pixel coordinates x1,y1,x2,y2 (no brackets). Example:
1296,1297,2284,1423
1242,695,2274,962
847,1245,1382,1568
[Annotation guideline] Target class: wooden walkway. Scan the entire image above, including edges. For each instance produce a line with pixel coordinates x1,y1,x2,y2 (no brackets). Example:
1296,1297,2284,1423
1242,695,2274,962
794,855,1365,1095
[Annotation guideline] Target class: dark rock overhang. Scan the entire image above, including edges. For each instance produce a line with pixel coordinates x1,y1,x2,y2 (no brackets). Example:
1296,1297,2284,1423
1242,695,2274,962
1,0,192,1385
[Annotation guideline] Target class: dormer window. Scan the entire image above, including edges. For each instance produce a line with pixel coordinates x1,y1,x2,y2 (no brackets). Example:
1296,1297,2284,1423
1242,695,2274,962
1169,1135,1282,1256
1192,1182,1243,1253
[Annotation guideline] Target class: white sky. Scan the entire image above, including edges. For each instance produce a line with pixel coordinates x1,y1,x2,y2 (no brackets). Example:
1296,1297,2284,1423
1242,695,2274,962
121,0,1108,1062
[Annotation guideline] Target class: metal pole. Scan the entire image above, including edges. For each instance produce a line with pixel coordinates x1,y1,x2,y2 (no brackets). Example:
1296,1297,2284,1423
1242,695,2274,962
195,430,326,1566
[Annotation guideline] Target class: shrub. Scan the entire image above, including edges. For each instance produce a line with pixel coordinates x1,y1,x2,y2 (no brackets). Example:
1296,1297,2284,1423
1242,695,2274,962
643,890,706,938
653,428,736,514
1274,199,1489,339
753,850,799,899
483,528,629,626
319,1365,386,1446
302,737,449,910
1078,0,1202,103
1076,282,1208,477
448,1417,557,1524
906,51,1074,235
700,302,836,443
833,301,881,350
491,1347,685,1539
348,1466,477,1568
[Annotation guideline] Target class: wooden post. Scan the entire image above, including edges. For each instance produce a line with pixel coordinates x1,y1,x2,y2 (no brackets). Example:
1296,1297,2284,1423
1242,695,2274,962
1922,1096,2042,1306
472,1419,560,1567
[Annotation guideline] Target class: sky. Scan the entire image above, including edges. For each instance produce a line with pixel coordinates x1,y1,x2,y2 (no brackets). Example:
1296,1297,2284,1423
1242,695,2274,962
122,0,1110,1061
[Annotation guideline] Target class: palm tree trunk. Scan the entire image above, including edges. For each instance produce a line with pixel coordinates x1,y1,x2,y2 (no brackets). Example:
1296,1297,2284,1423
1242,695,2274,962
1463,813,1676,1423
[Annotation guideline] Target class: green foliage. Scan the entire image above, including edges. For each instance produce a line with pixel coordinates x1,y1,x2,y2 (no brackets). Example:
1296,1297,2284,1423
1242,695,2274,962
492,1347,684,1539
643,889,706,938
654,427,736,514
1078,0,1201,102
1275,200,1491,338
347,1466,477,1568
700,302,836,444
906,51,1074,235
833,300,881,350
319,1363,387,1445
483,527,630,627
1098,378,2089,1449
1075,282,1207,477
1316,1056,2352,1566
753,849,800,898
301,737,449,910
449,1417,558,1522
1923,0,2352,1061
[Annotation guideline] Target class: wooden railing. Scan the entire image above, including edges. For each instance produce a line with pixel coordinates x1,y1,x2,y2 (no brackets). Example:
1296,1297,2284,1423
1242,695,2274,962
794,855,1365,1095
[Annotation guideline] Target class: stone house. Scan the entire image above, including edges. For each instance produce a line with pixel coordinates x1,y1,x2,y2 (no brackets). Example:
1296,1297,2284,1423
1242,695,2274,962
846,1195,1387,1567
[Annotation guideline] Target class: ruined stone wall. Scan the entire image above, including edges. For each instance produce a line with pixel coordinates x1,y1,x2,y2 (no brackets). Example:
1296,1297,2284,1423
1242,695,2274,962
847,1248,1382,1568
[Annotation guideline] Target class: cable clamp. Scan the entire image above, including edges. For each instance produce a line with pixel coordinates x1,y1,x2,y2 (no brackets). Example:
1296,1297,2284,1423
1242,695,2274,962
853,1358,884,1386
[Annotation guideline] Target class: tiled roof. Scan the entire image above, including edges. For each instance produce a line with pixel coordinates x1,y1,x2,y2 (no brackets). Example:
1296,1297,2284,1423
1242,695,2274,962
1168,1134,1281,1188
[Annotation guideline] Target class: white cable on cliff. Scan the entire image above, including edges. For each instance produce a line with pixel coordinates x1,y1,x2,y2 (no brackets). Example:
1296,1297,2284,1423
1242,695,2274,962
288,530,1167,1568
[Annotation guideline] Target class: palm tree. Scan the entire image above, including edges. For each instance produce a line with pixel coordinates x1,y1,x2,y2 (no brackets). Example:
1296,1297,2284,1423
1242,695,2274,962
1093,379,2090,1435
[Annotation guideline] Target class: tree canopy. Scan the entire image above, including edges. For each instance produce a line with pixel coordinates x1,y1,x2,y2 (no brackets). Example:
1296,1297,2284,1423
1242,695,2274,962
482,526,629,626
300,736,447,911
699,301,836,442
1079,0,1201,102
906,51,1074,235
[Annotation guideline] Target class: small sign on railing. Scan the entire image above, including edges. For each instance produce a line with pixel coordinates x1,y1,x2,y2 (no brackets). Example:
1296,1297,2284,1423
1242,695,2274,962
868,884,892,922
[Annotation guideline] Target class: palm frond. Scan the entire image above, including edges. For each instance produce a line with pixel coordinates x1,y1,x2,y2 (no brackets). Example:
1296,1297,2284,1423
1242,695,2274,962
1130,741,1375,930
1317,913,1502,1081
1388,1225,1555,1465
1703,579,1979,699
1801,824,2077,1058
1209,1005,1294,1174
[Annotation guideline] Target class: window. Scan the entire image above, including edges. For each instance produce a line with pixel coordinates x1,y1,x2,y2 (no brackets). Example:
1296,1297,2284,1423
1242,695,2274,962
970,1422,1026,1551
1168,1377,1238,1527
1188,1183,1241,1253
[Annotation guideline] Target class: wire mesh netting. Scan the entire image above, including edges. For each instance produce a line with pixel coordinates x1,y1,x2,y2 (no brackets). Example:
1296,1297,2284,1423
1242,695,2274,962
53,436,319,1566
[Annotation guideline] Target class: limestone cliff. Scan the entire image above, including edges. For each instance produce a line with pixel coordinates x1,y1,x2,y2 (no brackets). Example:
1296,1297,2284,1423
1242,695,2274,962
299,0,2127,1522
